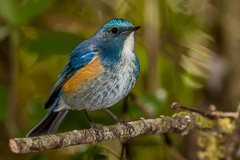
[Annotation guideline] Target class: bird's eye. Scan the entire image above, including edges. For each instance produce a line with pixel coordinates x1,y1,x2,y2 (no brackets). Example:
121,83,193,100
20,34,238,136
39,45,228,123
111,27,118,34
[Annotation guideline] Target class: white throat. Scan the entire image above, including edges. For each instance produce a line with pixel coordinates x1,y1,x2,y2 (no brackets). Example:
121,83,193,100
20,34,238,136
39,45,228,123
121,32,135,60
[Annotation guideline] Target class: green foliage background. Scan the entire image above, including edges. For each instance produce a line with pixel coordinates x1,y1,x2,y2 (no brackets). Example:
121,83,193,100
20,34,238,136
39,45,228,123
0,0,239,159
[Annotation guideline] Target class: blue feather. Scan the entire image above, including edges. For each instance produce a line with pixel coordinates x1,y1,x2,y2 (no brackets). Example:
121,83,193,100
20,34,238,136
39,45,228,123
44,40,98,109
44,91,61,117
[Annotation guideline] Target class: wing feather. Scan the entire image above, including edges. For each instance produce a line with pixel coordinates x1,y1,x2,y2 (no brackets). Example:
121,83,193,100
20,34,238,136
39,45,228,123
44,40,99,109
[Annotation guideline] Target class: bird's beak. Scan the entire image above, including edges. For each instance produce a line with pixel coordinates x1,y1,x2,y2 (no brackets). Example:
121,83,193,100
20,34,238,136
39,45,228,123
130,26,141,32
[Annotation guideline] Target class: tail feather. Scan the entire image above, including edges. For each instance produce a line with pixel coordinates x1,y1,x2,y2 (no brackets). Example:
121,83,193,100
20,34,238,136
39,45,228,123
26,110,69,137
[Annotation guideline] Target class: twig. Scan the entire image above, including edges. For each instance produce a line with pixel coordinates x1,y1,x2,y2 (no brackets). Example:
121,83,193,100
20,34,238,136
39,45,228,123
171,102,237,120
211,112,238,119
171,102,217,119
9,116,190,154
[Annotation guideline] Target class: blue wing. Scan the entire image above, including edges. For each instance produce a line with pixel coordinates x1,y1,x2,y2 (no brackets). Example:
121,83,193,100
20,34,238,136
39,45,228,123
44,40,99,109
27,40,100,137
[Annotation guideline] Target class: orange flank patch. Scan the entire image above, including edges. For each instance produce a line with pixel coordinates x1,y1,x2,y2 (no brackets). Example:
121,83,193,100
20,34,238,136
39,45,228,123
62,57,102,93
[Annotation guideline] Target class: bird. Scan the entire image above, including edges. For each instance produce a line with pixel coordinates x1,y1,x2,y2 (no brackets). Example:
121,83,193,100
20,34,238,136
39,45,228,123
26,18,141,142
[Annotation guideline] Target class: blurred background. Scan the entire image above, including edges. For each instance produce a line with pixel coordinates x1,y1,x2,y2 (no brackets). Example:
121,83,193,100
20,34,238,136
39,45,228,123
0,0,240,159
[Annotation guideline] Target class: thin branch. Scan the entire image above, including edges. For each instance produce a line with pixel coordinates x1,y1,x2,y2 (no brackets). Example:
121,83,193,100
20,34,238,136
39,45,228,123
171,102,217,119
9,116,190,154
171,102,237,120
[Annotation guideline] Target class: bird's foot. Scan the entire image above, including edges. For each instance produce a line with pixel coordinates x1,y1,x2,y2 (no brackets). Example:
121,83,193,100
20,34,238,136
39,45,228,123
103,108,134,140
90,122,104,148
117,119,134,140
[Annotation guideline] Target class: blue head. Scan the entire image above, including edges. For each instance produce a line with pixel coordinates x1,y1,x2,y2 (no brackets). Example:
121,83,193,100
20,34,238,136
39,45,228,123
94,19,140,44
92,18,141,65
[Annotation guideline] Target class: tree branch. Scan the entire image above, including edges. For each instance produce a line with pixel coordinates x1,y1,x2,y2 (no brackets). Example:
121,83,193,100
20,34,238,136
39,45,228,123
9,116,190,154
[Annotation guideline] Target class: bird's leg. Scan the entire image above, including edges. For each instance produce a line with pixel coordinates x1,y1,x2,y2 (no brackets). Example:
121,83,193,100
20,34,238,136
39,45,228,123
104,108,134,140
83,109,104,147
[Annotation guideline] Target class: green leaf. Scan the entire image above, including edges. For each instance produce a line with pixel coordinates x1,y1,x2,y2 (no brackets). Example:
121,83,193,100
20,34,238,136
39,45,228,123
28,32,85,56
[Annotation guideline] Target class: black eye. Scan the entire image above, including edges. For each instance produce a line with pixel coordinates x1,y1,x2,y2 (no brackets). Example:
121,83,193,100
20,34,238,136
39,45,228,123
111,27,118,34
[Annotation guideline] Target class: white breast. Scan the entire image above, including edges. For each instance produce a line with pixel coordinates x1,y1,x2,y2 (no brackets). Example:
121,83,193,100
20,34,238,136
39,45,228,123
114,32,137,99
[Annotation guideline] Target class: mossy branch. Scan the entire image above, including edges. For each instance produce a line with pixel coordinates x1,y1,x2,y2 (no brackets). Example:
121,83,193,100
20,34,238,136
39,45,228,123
9,116,190,154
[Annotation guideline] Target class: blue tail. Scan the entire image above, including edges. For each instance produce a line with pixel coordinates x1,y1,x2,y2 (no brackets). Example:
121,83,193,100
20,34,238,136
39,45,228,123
26,95,69,137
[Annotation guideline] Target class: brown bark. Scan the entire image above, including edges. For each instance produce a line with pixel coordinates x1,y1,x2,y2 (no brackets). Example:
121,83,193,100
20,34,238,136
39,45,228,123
9,116,190,154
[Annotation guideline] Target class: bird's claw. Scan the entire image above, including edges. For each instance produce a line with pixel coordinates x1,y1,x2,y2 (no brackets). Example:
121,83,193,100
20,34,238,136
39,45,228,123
90,122,104,148
117,120,134,140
